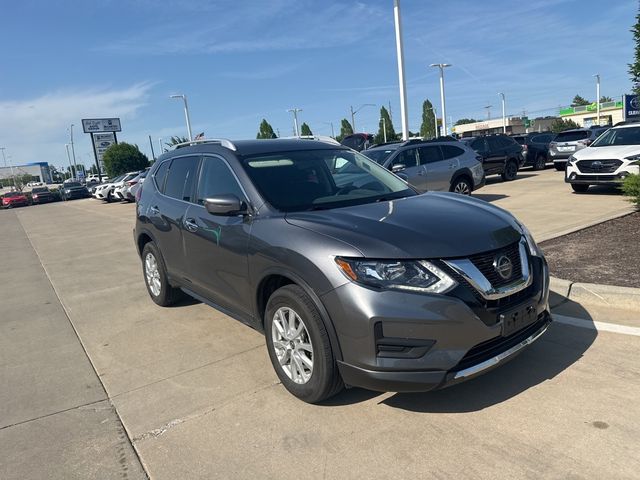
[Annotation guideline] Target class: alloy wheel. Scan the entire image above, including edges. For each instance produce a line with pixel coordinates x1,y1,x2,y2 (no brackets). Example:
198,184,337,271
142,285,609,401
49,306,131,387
453,181,471,195
144,252,161,296
271,307,314,384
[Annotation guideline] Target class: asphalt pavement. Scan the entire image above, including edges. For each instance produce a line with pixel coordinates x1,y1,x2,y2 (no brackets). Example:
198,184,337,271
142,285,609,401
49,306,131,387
1,168,639,479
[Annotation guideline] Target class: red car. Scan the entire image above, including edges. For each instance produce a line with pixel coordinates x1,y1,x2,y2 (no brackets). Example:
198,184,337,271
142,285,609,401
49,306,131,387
2,191,29,208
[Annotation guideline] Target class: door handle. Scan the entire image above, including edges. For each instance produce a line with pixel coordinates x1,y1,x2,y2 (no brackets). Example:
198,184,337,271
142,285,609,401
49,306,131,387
184,218,199,232
149,205,159,215
417,170,426,176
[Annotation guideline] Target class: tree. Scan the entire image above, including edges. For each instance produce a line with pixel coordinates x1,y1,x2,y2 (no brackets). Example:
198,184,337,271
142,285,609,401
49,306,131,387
419,100,436,139
164,136,189,148
550,118,580,133
374,106,397,144
256,119,277,139
629,5,640,96
102,143,150,178
571,95,590,106
454,118,478,126
336,119,353,142
600,95,613,103
300,122,313,136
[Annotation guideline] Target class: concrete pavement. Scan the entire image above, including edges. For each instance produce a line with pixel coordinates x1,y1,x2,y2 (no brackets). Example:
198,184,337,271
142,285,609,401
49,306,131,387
2,169,639,479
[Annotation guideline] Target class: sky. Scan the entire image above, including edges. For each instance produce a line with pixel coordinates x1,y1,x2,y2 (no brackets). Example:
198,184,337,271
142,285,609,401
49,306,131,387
0,0,636,171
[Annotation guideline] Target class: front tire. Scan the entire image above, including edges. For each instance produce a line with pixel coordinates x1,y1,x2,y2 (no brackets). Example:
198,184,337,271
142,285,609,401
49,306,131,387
501,160,518,181
265,285,343,403
554,163,565,171
533,155,546,170
141,242,183,306
571,183,589,193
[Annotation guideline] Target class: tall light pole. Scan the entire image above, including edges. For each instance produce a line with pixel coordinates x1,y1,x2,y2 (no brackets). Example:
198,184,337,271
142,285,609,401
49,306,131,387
350,104,375,133
499,93,506,133
170,94,193,141
158,138,164,154
380,117,387,143
323,121,335,138
594,74,601,125
287,108,302,136
430,63,451,136
65,144,74,179
394,0,409,141
69,124,78,180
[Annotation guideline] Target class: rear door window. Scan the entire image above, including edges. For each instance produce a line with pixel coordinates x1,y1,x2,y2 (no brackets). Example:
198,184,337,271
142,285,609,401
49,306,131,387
153,160,170,192
418,146,444,164
440,145,465,160
164,156,200,202
555,131,589,142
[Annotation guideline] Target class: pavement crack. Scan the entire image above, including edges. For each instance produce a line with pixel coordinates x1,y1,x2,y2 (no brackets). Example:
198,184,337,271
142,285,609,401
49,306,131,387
0,398,107,431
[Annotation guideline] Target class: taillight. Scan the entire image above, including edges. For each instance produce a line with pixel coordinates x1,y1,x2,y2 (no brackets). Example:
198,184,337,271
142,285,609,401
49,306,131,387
127,180,138,186
135,185,142,202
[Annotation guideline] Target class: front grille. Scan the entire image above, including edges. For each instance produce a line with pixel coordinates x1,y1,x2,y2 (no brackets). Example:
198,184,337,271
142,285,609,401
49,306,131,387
576,159,621,173
454,314,550,371
573,174,618,182
468,242,522,288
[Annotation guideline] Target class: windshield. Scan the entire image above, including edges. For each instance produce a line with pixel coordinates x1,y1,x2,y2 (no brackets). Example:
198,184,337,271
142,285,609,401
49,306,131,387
591,126,640,147
64,182,81,188
5,191,23,197
363,148,396,164
554,130,589,142
512,137,525,145
32,187,49,193
241,148,415,212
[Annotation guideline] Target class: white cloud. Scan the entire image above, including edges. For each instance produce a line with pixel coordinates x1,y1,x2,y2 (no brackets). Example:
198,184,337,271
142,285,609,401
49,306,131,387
0,83,153,166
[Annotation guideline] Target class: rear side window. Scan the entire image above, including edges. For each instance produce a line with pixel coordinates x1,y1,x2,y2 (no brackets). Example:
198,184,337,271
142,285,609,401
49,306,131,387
164,156,200,202
153,160,170,192
470,138,486,152
498,136,516,148
512,137,526,145
440,145,465,160
196,157,246,205
531,134,553,144
418,146,443,164
555,130,589,142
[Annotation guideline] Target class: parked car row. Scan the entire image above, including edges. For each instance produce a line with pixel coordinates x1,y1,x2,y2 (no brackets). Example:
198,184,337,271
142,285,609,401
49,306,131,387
92,169,149,203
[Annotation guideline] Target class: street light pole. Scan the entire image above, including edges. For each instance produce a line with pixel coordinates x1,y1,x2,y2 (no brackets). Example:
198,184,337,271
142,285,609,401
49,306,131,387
350,104,375,133
323,121,335,138
158,138,164,154
594,74,601,125
431,106,438,138
287,108,302,136
393,0,409,141
170,94,193,141
499,93,506,133
70,124,79,180
65,144,74,179
430,63,451,136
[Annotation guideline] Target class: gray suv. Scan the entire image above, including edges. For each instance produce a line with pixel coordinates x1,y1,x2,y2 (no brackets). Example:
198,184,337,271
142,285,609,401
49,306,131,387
135,138,551,403
549,127,609,170
363,139,485,194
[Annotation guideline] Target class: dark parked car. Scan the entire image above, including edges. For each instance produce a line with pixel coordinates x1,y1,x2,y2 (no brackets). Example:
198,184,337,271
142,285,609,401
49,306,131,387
30,187,55,204
459,134,523,181
549,127,609,171
60,181,90,201
2,191,29,208
340,133,374,152
511,132,555,170
135,138,551,403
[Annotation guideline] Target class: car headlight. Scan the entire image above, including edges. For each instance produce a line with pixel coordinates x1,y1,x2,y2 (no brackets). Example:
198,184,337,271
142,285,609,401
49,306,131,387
335,258,457,294
64,189,71,193
517,222,542,257
568,155,577,164
624,154,640,165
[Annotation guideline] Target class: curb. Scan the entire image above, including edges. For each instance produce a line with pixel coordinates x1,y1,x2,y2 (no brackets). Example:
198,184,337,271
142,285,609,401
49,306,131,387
549,276,640,311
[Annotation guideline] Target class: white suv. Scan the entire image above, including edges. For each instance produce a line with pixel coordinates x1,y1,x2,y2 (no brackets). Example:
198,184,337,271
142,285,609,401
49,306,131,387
565,123,640,193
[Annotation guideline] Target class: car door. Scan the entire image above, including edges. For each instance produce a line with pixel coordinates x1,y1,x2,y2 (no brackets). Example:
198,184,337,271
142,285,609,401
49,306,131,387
418,145,448,191
182,155,253,316
390,147,427,191
485,137,507,174
147,155,200,282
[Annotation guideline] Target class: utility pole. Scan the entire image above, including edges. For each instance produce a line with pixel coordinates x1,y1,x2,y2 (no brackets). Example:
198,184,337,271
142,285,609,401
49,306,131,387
69,124,78,180
430,63,452,136
499,93,506,133
323,121,335,138
594,74,601,125
0,147,13,187
394,0,409,140
350,104,375,133
149,135,156,161
287,108,302,136
65,144,74,180
484,104,493,120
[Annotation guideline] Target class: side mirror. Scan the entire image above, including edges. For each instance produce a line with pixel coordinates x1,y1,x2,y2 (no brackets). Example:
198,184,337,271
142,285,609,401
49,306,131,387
391,163,406,173
204,195,247,216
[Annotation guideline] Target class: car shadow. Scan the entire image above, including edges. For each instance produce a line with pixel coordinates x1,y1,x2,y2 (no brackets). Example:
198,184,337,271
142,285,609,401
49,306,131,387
578,185,622,196
326,296,597,412
473,193,509,203
485,173,539,186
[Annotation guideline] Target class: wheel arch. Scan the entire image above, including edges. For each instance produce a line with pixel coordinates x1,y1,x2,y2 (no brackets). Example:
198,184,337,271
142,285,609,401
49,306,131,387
449,168,474,191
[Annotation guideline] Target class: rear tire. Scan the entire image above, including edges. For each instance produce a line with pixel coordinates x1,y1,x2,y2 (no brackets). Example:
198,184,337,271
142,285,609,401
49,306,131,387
265,285,343,403
501,160,518,181
141,242,183,307
571,184,589,193
450,177,472,195
554,163,565,171
533,155,546,171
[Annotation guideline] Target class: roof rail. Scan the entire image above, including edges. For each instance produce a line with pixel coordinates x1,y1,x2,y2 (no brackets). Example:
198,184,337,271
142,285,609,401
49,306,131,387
172,138,237,151
281,135,341,145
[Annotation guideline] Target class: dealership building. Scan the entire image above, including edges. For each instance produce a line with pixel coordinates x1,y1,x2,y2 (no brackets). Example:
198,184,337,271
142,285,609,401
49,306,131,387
0,162,53,184
558,100,623,127
453,116,557,137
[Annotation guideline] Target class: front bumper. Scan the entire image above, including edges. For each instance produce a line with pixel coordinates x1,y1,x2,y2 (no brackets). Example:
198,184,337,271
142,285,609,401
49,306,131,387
322,256,550,393
565,170,633,185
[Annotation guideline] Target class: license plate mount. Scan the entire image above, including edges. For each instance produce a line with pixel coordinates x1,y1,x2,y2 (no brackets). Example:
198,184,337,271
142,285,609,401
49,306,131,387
500,303,537,337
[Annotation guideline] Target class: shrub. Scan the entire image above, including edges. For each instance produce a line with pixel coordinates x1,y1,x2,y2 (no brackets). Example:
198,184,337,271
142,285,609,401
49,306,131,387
102,142,149,178
622,174,640,208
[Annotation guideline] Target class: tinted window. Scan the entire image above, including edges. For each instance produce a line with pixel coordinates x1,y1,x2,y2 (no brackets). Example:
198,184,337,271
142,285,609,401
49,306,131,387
393,148,419,168
153,160,169,192
440,145,465,160
470,138,486,151
164,156,199,202
196,157,246,205
364,148,395,164
512,136,526,145
555,130,589,142
487,137,503,150
32,188,49,193
418,146,443,164
498,136,516,148
531,134,553,144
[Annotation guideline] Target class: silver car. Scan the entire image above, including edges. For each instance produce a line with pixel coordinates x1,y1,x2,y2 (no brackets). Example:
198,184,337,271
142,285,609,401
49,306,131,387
363,139,485,194
549,127,609,170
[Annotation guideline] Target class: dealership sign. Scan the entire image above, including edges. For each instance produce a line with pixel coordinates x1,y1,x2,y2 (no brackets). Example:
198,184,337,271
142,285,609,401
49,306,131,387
623,94,640,120
82,118,122,133
93,132,117,162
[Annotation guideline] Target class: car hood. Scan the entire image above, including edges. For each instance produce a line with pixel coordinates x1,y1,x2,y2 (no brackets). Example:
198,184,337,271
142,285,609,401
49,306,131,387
574,144,640,160
285,193,523,259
